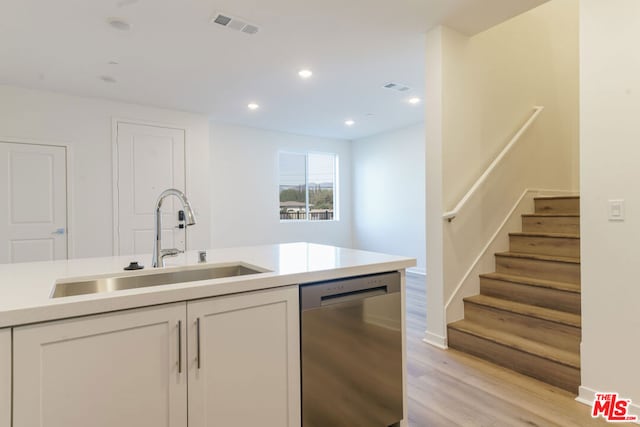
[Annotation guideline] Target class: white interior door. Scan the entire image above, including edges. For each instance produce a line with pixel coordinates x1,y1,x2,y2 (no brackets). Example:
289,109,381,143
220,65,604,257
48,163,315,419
116,122,186,256
0,142,67,264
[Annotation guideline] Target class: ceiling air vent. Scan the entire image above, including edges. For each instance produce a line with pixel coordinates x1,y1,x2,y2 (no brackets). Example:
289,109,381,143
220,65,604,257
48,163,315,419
383,82,411,92
213,14,232,26
242,24,259,35
211,13,260,35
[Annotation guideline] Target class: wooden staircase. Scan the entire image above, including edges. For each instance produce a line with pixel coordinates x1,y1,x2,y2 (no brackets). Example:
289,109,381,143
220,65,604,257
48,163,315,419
448,196,581,393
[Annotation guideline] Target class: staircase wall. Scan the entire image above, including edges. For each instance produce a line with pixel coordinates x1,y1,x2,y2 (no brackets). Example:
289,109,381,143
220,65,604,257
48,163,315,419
425,0,580,346
580,0,640,408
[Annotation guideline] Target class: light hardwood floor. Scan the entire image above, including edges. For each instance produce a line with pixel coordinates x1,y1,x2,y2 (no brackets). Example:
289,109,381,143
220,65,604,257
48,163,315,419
405,273,605,427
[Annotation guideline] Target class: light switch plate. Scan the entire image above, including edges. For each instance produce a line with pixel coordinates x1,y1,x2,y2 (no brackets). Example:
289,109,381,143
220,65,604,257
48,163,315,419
608,199,625,221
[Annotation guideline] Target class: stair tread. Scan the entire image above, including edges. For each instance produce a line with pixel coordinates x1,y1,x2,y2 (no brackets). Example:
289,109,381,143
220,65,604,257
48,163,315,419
480,272,580,293
495,251,580,264
533,195,579,200
448,319,580,368
464,295,581,328
510,231,580,239
522,213,580,218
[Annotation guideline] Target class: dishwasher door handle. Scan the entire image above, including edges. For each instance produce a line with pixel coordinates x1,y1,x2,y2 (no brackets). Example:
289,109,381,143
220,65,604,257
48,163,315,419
320,286,387,306
300,271,401,310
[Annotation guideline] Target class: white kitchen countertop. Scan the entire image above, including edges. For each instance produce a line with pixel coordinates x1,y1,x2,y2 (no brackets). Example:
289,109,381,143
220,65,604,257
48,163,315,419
0,243,415,328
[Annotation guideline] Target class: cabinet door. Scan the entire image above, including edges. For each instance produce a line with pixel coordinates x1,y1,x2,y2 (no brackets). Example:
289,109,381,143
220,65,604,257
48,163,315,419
0,329,10,427
188,286,300,427
13,303,187,427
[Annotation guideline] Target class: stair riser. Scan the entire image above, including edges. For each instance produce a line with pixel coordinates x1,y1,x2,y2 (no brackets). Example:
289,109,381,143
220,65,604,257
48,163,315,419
447,328,580,394
481,277,581,314
522,216,580,234
509,235,580,258
495,256,580,284
535,198,580,214
464,302,580,353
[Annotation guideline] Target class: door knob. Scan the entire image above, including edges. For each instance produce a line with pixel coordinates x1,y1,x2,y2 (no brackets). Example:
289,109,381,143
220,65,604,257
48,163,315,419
51,228,65,235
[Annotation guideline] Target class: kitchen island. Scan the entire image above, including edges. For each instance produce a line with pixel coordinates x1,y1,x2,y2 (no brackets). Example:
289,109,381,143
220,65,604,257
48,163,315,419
0,243,414,427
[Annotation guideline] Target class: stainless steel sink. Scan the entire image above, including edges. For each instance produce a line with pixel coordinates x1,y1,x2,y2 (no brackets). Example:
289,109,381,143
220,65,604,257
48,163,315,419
51,263,269,298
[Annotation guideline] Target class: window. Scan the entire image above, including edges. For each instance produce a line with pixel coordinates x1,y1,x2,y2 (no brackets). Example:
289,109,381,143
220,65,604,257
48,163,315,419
279,152,337,221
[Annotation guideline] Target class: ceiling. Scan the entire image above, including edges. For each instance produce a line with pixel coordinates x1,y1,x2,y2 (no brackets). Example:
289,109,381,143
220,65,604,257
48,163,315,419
0,0,547,140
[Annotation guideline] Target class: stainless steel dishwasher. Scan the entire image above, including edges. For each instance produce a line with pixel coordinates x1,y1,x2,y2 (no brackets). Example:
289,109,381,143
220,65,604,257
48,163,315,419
300,271,403,427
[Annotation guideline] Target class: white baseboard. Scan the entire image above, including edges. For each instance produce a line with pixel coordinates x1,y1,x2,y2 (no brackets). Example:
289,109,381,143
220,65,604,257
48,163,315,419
407,267,426,276
576,386,596,406
423,331,448,349
577,386,640,424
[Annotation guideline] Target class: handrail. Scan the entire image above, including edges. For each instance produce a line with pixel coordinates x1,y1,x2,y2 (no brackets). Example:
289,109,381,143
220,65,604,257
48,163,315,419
443,106,544,222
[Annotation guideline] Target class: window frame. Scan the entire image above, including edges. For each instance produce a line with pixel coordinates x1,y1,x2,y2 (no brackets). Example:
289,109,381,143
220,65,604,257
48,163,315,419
278,150,339,223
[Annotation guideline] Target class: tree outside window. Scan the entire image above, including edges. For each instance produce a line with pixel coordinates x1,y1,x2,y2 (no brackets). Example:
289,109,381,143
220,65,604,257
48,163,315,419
279,152,337,221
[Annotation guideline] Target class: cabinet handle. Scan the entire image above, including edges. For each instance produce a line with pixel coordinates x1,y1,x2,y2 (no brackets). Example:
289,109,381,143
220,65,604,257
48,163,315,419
177,320,183,374
196,317,201,369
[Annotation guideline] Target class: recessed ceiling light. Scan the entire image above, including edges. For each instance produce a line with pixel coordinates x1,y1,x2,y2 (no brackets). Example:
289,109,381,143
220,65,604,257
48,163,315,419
107,17,131,31
248,103,259,110
298,69,313,79
99,75,117,84
408,97,421,105
344,119,355,127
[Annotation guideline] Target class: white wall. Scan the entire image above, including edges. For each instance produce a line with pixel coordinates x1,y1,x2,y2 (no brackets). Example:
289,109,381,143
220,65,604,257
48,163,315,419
209,123,352,249
424,27,446,347
0,85,211,259
425,0,579,343
351,124,426,272
442,0,579,207
580,0,640,407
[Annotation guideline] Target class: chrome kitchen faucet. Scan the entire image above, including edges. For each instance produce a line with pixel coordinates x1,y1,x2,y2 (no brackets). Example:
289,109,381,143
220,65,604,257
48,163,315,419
152,189,196,268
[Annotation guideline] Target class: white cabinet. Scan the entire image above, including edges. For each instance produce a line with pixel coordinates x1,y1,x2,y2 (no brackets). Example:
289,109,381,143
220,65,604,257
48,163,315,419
12,286,301,427
188,285,300,427
0,329,10,427
13,303,188,427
